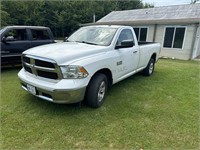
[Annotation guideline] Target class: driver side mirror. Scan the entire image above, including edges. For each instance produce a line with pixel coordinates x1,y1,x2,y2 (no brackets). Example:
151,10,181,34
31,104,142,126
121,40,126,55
1,37,6,43
2,36,15,43
115,40,134,49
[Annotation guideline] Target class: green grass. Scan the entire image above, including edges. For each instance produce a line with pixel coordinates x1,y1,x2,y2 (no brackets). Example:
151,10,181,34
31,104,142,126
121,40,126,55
1,59,199,149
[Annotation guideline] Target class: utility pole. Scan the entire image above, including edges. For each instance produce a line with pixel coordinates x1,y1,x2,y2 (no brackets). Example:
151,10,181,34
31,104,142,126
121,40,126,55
93,13,96,23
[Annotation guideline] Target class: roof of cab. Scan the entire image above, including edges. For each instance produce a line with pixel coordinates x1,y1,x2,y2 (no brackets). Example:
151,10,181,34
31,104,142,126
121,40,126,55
5,26,49,29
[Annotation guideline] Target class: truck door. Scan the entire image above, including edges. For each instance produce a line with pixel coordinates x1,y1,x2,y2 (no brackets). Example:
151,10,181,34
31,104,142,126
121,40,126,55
114,29,139,78
1,28,31,63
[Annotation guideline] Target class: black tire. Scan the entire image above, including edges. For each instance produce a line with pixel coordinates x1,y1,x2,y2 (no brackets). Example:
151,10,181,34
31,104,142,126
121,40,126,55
85,73,108,108
142,58,155,76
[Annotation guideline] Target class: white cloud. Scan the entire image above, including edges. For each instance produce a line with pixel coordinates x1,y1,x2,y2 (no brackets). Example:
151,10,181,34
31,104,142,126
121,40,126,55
142,0,193,6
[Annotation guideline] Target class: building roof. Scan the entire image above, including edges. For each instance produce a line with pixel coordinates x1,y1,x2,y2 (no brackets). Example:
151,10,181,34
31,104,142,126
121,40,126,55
94,3,200,25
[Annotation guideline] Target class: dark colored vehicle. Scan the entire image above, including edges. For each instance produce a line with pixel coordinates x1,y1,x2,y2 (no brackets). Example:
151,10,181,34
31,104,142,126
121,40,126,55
1,26,55,65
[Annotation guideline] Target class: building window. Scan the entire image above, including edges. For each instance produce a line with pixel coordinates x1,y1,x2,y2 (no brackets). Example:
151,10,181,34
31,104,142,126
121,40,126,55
133,27,148,41
163,27,186,49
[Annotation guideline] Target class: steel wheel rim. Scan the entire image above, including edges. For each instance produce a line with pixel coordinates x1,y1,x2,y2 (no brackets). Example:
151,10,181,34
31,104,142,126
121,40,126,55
149,62,154,74
97,81,106,103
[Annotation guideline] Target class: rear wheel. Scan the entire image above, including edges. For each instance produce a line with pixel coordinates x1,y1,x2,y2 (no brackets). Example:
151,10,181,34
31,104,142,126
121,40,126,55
85,73,108,108
142,58,155,76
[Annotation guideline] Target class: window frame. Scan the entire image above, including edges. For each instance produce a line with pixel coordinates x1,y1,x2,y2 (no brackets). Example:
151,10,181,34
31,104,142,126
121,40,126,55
163,26,187,49
132,26,149,42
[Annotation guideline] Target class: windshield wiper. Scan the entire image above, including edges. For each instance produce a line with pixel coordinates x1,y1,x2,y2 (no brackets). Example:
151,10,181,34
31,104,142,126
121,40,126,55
75,41,98,45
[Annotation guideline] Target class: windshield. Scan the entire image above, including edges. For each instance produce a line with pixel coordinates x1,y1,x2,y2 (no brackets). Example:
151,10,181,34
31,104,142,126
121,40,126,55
67,26,118,46
0,27,6,34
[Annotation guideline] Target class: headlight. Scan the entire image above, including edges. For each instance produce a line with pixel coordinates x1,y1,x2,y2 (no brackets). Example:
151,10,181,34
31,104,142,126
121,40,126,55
60,66,89,79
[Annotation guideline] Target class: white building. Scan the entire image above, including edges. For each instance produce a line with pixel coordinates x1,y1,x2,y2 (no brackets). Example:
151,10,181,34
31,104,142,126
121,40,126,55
90,4,200,60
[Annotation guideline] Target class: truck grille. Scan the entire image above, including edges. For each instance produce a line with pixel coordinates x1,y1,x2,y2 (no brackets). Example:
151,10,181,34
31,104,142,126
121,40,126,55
22,55,62,80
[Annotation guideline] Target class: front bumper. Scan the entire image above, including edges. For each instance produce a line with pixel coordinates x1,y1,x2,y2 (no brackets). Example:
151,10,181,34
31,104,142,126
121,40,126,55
18,68,88,104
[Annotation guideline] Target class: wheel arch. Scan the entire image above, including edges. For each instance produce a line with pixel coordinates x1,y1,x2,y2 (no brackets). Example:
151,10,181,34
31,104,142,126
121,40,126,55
91,68,113,88
84,68,112,108
151,53,157,61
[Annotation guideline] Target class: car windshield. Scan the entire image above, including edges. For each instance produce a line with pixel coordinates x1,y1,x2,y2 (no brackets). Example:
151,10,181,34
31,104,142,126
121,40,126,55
0,27,6,34
67,26,118,46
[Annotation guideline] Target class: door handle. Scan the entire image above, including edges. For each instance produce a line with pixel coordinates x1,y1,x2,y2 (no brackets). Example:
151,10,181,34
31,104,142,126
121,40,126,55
133,51,138,53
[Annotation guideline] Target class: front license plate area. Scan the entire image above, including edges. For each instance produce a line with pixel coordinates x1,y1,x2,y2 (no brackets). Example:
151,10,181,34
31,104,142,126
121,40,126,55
27,84,36,95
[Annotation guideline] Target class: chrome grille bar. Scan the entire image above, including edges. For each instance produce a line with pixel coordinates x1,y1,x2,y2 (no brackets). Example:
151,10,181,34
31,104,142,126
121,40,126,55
34,65,56,72
22,54,62,79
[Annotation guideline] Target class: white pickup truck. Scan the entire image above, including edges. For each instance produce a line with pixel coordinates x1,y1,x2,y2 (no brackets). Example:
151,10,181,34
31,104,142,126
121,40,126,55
18,25,160,108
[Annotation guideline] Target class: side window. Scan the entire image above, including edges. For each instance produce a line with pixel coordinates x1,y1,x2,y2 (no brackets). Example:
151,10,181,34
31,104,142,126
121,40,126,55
117,29,134,46
5,29,28,41
31,29,50,40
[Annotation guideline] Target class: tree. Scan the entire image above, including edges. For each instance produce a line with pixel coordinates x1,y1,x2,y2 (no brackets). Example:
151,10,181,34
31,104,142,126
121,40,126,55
1,4,11,27
1,0,153,37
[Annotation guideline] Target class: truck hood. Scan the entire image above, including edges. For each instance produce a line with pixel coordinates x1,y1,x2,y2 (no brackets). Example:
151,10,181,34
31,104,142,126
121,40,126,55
23,42,107,65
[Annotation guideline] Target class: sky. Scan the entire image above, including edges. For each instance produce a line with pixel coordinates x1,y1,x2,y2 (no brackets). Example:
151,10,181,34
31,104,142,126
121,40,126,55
142,0,199,6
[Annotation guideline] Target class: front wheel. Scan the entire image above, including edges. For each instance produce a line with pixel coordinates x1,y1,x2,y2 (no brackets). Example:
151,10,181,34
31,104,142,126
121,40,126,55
142,58,155,76
85,73,108,108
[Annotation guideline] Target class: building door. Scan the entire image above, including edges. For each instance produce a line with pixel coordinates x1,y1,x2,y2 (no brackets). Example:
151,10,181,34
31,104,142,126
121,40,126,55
192,26,200,59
